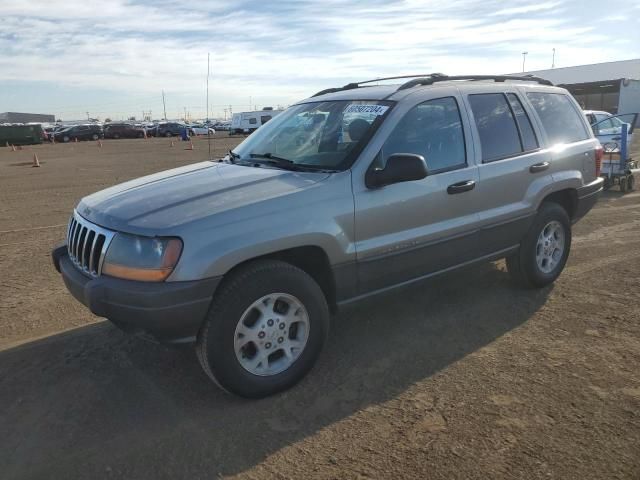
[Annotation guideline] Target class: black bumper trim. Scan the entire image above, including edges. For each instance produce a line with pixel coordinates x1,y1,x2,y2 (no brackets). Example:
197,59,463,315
574,177,604,223
54,248,221,344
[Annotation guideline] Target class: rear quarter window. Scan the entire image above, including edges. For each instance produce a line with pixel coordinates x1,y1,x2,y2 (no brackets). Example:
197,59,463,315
526,92,590,145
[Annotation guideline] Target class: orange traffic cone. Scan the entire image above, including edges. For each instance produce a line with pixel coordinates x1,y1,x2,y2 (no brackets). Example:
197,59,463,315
32,153,40,167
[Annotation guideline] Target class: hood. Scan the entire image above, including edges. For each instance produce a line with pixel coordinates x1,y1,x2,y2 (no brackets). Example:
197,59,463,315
77,162,330,234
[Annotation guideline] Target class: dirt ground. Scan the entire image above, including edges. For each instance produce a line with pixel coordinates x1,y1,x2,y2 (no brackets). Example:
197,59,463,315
0,135,639,480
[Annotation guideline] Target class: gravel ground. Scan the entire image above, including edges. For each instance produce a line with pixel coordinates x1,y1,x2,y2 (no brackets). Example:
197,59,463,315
0,134,639,479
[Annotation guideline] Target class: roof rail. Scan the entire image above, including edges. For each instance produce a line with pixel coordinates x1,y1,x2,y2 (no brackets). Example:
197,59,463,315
397,75,553,90
310,73,447,97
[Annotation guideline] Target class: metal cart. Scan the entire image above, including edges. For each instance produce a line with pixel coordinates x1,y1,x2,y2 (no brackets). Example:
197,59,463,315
601,123,638,193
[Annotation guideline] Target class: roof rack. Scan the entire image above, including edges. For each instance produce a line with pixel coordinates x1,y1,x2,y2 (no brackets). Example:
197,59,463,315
397,74,553,90
310,73,447,97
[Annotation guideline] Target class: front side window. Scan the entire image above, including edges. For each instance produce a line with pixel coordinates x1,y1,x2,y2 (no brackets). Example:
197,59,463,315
260,115,272,124
232,100,392,170
526,93,590,145
468,93,522,162
380,97,466,173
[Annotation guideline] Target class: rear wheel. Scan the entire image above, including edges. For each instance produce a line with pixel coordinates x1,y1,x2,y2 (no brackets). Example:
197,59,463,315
91,133,99,141
196,260,329,398
507,202,571,288
63,135,70,143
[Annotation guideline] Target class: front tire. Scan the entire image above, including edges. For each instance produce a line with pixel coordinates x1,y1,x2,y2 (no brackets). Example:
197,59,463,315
196,260,329,398
507,202,571,288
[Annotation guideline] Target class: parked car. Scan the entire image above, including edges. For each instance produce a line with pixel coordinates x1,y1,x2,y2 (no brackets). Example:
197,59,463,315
584,110,637,151
54,124,104,142
53,74,603,398
104,123,146,139
213,122,231,131
154,122,186,137
188,124,215,136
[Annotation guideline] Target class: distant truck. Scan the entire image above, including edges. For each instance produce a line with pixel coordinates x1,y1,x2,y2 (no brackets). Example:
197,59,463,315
230,108,283,135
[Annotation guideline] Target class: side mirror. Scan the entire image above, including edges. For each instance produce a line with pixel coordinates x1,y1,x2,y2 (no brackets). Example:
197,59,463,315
366,153,428,188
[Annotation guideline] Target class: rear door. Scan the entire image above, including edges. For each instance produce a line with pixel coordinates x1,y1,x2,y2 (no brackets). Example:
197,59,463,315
526,91,597,183
591,113,637,152
460,88,551,254
352,90,482,294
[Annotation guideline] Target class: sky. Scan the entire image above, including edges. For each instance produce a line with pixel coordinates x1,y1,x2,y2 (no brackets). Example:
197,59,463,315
0,0,638,121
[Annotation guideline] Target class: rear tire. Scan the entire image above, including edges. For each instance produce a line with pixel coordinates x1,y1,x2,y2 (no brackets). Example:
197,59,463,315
92,133,99,141
507,202,571,288
196,260,329,398
63,135,70,143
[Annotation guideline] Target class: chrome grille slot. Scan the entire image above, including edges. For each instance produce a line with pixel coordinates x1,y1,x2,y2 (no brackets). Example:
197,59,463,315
66,211,116,277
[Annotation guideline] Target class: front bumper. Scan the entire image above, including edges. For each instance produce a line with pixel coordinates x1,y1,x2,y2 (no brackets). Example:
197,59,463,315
573,177,604,223
52,244,221,344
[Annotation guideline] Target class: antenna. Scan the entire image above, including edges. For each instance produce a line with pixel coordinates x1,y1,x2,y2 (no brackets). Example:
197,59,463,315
206,52,212,160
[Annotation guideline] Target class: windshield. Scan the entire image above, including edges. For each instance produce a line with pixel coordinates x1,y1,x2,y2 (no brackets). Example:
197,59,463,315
232,100,393,171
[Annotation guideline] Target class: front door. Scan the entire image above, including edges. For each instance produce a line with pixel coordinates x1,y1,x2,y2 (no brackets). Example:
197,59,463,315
352,93,482,294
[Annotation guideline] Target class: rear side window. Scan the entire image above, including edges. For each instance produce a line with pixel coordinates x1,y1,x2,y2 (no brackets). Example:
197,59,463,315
526,93,590,145
468,93,522,162
506,93,539,151
249,118,257,125
381,96,466,173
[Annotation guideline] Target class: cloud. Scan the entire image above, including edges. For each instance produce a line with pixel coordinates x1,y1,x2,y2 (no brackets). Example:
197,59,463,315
0,0,637,119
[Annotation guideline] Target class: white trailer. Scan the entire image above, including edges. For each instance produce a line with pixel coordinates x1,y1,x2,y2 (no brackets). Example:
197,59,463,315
230,108,283,135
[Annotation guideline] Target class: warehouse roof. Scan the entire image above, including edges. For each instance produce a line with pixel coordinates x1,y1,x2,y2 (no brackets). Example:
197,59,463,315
516,58,640,85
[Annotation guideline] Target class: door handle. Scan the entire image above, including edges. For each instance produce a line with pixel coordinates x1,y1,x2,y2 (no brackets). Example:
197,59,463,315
447,180,476,194
529,162,550,173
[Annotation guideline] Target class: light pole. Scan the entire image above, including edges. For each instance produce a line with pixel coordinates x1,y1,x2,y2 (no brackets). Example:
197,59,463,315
522,51,528,72
552,48,556,68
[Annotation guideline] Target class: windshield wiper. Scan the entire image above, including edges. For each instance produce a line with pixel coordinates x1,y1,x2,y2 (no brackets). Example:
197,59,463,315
248,153,304,171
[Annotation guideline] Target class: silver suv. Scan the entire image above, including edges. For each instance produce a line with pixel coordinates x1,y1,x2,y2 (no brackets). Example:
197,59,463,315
52,74,604,397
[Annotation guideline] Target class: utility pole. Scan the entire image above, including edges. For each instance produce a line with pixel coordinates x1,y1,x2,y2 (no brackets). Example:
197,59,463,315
183,106,187,122
86,111,90,121
162,90,167,120
522,51,528,72
206,53,210,124
552,48,556,68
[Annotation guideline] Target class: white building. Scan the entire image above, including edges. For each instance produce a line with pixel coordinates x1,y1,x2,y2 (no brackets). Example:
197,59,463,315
518,58,640,120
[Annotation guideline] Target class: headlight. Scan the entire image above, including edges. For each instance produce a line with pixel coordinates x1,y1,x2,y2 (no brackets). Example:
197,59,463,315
102,234,183,282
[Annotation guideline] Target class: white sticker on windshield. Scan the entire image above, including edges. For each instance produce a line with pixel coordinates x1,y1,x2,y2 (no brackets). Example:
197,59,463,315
344,104,389,116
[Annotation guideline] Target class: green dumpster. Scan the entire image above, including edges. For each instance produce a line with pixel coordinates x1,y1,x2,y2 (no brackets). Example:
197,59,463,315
0,125,44,146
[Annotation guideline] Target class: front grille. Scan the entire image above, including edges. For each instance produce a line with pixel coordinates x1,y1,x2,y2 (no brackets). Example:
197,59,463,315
66,211,115,277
